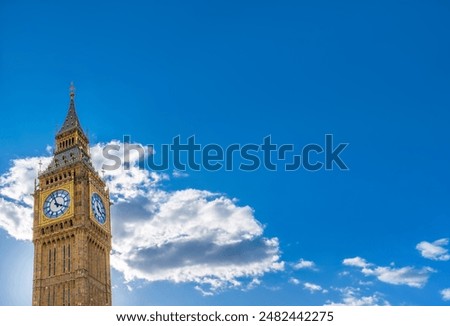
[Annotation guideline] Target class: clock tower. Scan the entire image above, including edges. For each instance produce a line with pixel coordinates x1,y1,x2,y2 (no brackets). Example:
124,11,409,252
32,85,112,305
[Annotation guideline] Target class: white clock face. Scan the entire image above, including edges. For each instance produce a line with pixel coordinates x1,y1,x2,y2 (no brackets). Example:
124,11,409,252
43,190,70,218
91,193,107,224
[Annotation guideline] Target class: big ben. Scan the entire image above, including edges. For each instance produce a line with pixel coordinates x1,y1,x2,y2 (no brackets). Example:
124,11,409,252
32,84,112,306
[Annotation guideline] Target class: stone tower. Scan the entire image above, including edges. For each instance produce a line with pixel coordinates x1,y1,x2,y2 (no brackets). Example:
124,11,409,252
32,84,112,305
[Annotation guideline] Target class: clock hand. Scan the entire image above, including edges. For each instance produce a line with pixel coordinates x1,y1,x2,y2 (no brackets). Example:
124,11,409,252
54,198,68,209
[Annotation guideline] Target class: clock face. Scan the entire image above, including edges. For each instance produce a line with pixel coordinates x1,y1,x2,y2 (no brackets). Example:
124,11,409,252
91,193,107,224
43,189,71,218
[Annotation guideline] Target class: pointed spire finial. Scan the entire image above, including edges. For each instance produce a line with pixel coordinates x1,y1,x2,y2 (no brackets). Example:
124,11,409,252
57,82,85,136
69,82,76,99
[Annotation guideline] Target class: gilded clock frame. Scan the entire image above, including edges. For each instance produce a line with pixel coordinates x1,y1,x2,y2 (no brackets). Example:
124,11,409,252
39,183,74,225
89,184,110,229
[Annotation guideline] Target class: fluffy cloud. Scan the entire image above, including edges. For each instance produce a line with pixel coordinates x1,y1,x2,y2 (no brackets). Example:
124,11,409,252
288,277,327,294
327,287,389,306
90,141,166,202
342,257,434,288
0,156,51,240
365,266,434,288
0,141,283,293
441,288,450,301
110,189,283,291
416,239,450,261
303,282,326,293
343,257,368,268
293,259,317,270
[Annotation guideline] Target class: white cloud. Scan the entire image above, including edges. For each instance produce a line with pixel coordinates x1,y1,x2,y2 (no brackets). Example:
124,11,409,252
343,257,369,268
364,266,434,288
441,288,450,301
195,286,214,296
288,277,327,293
343,257,434,288
245,278,262,291
327,287,389,306
110,188,284,291
0,156,52,241
0,197,34,241
0,141,283,293
416,238,450,261
289,277,300,285
303,282,327,293
90,141,167,202
293,259,317,270
172,170,189,178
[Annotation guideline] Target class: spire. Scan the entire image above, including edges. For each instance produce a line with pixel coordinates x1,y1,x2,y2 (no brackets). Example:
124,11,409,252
69,81,75,99
57,82,85,135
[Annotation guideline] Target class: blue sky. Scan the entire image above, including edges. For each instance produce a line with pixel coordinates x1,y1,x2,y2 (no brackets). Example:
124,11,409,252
1,0,450,305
